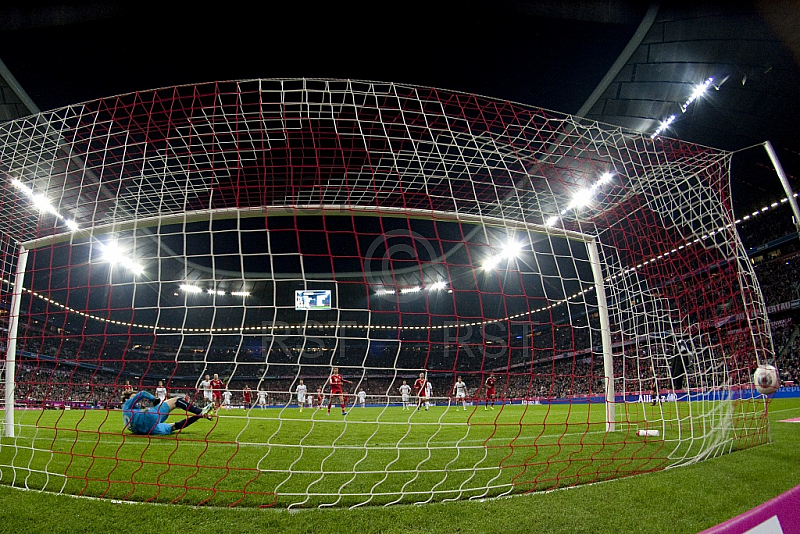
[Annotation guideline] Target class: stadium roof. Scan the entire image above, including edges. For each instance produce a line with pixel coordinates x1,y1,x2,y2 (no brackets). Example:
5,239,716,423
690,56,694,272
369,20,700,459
0,1,798,212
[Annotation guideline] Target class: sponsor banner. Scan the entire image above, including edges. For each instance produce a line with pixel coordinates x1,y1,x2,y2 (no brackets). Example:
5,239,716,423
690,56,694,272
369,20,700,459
770,317,793,329
508,385,800,406
767,299,800,314
747,233,798,255
700,483,800,534
621,386,800,404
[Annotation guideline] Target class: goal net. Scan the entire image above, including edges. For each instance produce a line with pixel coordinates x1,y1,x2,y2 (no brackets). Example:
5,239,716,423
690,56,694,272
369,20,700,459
0,79,772,507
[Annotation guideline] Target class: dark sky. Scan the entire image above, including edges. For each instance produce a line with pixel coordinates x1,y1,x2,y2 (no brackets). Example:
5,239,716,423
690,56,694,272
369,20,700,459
0,2,640,114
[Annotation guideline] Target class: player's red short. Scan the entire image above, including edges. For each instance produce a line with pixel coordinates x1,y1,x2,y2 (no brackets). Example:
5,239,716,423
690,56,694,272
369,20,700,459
330,386,343,395
486,388,496,398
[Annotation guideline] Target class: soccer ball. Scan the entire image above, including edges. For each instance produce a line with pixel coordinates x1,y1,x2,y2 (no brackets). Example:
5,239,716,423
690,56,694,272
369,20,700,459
753,364,780,395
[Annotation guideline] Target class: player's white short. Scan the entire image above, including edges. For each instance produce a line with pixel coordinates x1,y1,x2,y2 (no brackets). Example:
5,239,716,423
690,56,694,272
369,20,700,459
298,394,306,404
401,394,409,403
204,392,213,402
456,392,466,399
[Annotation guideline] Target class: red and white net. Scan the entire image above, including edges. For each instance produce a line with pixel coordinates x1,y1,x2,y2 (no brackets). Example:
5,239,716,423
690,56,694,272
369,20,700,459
0,79,771,507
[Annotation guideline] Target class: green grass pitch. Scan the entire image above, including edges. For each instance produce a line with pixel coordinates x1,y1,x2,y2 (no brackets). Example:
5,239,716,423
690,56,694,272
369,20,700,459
2,399,799,533
1,397,771,511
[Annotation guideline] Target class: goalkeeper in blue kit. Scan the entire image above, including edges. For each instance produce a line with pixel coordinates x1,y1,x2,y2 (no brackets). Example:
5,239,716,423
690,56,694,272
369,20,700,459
122,388,213,435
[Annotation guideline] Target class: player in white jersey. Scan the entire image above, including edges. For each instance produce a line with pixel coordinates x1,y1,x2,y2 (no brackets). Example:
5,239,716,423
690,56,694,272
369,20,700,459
222,389,232,409
357,388,367,408
256,389,268,408
452,376,468,410
199,375,213,407
425,381,433,409
155,381,168,403
398,380,412,410
296,380,308,412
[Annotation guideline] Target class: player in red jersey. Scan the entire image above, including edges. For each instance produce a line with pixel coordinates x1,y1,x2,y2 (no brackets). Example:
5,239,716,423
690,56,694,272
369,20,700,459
484,373,497,410
242,385,252,409
314,387,324,409
210,373,225,408
413,372,429,411
326,367,352,416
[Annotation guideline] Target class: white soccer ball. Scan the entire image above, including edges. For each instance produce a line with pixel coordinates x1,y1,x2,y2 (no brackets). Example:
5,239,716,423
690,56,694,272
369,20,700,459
753,364,780,395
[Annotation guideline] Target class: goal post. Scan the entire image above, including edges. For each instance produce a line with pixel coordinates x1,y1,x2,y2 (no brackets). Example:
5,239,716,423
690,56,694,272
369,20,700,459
586,237,615,432
3,245,27,438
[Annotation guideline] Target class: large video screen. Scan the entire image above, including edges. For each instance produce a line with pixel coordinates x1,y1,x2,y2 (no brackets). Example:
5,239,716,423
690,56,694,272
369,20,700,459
295,289,332,310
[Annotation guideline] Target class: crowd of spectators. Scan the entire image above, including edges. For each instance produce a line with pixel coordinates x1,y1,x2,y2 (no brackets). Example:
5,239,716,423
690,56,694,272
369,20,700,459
753,254,800,306
770,319,800,384
736,203,798,248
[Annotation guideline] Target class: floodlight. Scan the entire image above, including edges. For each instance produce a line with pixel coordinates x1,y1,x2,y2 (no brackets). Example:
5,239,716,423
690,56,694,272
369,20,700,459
11,178,33,196
97,242,143,275
31,193,59,217
568,188,594,210
681,77,713,112
651,114,676,138
501,240,523,259
483,256,501,271
100,242,125,264
400,286,422,294
179,284,203,293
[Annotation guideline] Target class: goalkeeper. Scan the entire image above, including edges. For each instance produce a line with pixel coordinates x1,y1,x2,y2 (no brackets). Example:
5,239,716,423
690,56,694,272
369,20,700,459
122,388,213,435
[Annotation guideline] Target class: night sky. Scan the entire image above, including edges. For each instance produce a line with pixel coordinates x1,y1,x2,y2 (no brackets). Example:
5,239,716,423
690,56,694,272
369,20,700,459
0,2,638,115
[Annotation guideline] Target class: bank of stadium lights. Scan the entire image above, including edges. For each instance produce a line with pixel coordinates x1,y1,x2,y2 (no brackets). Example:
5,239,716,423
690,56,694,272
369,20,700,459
651,77,715,139
178,284,250,297
11,178,80,231
651,115,676,139
545,172,614,228
99,242,144,276
681,77,714,113
179,284,203,294
400,287,422,295
427,281,448,292
376,281,449,295
483,239,524,271
12,179,144,274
